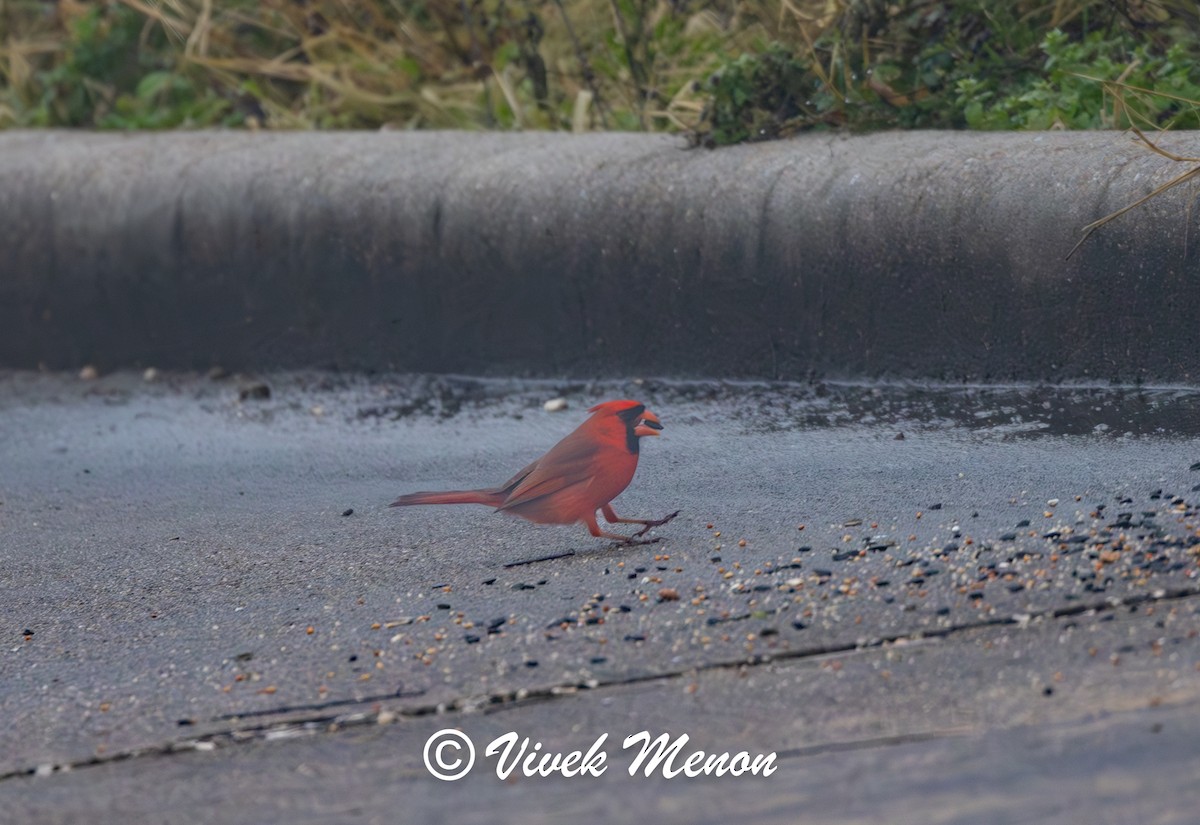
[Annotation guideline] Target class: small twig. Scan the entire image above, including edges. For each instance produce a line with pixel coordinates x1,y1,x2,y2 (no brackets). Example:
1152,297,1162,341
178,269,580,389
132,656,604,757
1071,73,1200,109
491,64,526,127
1067,126,1200,260
552,0,610,129
459,0,496,127
184,0,213,59
503,550,575,568
606,0,646,128
1128,124,1200,164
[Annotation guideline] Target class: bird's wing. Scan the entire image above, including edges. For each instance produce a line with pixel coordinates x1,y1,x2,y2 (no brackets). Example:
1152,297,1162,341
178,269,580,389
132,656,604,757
492,459,540,496
496,432,599,511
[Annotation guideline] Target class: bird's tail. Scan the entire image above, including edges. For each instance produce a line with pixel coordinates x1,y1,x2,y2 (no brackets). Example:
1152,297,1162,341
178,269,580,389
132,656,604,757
389,489,505,508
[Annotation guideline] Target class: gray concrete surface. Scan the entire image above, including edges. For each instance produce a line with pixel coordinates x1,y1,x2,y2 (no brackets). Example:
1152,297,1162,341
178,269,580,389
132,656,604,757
2,130,1200,382
2,371,1199,822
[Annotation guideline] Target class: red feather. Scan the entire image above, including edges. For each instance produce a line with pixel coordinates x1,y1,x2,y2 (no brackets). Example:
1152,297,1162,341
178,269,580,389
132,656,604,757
390,400,675,541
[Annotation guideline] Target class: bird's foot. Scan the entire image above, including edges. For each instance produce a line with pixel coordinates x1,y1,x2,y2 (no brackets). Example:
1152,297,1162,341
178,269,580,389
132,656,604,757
631,510,681,538
615,535,665,548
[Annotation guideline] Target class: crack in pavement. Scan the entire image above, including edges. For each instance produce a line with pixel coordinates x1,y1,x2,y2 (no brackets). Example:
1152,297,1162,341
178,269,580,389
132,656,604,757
208,688,429,723
771,727,979,760
5,585,1200,784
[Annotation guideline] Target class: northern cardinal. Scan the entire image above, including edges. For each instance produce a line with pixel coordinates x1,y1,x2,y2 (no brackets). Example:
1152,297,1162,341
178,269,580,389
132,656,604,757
390,400,678,542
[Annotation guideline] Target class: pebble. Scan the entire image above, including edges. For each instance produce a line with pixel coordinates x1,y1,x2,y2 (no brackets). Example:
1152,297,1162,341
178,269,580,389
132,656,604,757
78,365,98,381
543,398,568,412
238,382,271,401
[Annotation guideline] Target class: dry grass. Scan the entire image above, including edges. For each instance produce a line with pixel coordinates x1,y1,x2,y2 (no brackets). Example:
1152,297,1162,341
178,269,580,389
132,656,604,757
0,0,846,129
1068,123,1200,259
1,0,1197,134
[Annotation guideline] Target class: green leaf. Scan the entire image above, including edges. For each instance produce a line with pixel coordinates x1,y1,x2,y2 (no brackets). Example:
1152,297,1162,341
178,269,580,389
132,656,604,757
135,71,176,101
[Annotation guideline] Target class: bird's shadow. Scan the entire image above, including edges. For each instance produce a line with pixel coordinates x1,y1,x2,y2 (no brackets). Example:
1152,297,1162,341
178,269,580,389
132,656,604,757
501,511,681,568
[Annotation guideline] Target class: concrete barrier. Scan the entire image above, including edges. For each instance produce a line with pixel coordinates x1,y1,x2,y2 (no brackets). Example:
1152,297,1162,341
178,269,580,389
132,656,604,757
1,129,1196,381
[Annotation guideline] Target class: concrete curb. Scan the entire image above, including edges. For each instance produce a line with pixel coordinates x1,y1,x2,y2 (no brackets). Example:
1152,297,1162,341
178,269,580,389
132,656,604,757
1,129,1197,381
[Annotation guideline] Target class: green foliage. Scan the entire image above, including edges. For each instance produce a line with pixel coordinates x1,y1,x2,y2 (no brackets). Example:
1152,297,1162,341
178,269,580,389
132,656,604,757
1,0,1199,139
956,34,1200,130
700,46,812,145
4,2,236,128
694,0,1200,144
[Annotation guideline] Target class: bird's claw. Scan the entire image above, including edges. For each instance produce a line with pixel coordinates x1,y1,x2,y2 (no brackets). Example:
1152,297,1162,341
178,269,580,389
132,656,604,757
615,535,665,548
631,510,681,538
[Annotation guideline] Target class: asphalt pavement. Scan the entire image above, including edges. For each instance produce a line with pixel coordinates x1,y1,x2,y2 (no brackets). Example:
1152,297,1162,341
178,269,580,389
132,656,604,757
2,370,1199,823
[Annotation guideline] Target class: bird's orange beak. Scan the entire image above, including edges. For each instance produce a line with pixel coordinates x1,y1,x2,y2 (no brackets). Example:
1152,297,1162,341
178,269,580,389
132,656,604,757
634,410,663,437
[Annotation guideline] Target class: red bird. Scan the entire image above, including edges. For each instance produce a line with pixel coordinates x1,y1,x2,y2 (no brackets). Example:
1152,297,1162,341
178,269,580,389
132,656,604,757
390,400,678,542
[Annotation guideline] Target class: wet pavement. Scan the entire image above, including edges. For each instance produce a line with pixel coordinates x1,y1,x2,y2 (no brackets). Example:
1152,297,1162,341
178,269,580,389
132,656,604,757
2,371,1199,822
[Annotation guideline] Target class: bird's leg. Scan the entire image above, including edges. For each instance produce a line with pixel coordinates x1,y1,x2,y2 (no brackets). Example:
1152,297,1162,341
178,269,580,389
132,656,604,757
584,512,663,546
584,512,637,542
601,505,681,537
